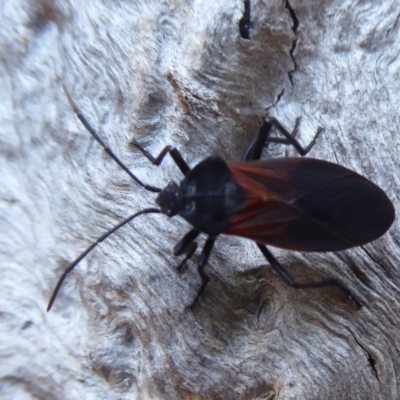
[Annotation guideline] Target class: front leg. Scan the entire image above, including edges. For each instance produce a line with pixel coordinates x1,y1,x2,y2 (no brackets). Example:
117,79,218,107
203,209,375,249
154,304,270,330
173,231,216,309
132,140,190,176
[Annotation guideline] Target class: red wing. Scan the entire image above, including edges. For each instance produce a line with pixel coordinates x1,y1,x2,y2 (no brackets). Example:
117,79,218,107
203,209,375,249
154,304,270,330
224,158,394,252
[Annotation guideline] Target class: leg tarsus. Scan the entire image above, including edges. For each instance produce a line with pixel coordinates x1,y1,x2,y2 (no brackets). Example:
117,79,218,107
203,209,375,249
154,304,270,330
291,117,301,139
176,242,197,272
291,278,361,309
188,263,210,310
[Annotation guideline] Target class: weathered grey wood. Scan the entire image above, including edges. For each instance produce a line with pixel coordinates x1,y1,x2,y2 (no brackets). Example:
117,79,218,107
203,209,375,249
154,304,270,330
1,0,399,399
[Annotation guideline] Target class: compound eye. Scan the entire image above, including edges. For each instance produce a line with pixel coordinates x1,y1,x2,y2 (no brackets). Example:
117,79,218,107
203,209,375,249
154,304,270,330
184,201,195,214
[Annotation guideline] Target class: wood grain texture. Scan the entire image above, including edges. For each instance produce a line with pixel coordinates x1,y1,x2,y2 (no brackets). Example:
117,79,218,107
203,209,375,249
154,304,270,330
1,0,399,399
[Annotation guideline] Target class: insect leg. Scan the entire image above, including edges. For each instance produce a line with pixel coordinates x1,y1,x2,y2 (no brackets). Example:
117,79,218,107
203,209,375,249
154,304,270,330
257,245,361,308
131,140,190,176
174,229,200,272
176,243,198,272
47,207,161,312
242,118,272,161
243,117,323,161
267,117,323,156
188,236,216,309
63,85,161,193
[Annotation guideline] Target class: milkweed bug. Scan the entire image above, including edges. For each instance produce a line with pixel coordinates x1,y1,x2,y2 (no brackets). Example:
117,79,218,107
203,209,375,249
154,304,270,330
47,85,395,311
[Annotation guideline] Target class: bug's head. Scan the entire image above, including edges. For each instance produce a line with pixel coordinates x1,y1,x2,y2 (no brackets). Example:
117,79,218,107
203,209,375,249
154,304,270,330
156,182,181,217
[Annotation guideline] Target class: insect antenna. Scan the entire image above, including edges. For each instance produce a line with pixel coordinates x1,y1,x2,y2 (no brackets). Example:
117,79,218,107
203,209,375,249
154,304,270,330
62,84,161,193
47,207,161,311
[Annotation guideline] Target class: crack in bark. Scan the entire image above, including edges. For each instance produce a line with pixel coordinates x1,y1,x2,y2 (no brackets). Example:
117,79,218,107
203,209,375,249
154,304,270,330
332,147,339,164
360,246,391,277
239,0,252,39
346,261,372,290
266,89,285,114
385,12,400,37
346,328,381,387
276,88,284,103
284,0,299,86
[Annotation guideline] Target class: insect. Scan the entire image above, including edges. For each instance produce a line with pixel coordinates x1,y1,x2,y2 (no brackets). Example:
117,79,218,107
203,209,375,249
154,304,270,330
47,85,395,311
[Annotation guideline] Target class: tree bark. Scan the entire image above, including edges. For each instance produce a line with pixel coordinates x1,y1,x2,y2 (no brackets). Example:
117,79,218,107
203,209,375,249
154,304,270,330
1,0,399,399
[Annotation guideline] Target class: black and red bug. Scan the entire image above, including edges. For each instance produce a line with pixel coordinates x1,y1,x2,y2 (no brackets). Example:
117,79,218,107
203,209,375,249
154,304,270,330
47,86,395,311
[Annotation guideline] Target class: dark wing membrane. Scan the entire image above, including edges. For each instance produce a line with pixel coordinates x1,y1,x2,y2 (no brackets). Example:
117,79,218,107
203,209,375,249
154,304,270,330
225,158,395,252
